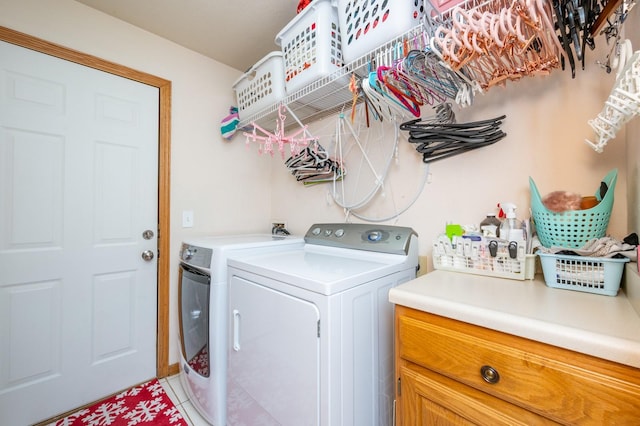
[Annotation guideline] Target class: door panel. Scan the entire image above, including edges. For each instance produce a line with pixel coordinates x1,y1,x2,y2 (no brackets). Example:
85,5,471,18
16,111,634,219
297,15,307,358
228,275,320,426
3,280,61,385
1,129,64,249
0,40,159,425
93,271,136,361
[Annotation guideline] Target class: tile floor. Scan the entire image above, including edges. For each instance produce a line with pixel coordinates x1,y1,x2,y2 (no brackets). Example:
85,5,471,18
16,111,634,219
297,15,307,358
160,374,210,426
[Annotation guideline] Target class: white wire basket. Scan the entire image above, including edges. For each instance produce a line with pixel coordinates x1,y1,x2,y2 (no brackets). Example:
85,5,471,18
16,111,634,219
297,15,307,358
538,252,629,296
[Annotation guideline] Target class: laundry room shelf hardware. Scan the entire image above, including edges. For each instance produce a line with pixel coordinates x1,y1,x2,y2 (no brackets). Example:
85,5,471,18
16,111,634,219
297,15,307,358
237,24,426,131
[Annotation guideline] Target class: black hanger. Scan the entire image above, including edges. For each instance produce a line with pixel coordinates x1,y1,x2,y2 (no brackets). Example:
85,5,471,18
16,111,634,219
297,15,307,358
554,0,577,78
400,115,507,164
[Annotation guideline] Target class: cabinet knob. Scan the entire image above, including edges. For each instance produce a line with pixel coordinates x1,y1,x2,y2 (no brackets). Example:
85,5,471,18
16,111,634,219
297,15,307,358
480,365,500,384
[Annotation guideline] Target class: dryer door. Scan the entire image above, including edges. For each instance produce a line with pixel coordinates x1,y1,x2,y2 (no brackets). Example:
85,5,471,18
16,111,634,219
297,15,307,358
228,275,320,426
178,264,210,377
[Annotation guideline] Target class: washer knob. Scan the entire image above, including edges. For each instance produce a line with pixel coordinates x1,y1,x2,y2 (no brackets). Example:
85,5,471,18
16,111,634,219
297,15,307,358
367,231,382,241
183,248,194,261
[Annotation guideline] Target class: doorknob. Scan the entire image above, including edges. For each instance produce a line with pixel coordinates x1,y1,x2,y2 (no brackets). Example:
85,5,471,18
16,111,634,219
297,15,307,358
141,250,155,261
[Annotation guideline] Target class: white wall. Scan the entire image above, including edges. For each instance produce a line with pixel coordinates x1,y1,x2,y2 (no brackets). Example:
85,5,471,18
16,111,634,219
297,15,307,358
1,0,634,368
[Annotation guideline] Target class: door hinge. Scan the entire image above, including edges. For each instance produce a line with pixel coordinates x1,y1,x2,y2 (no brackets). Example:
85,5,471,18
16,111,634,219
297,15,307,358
397,377,401,396
392,399,397,426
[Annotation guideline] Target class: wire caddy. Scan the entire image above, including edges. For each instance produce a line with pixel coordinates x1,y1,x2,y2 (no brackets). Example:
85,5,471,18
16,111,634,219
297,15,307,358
433,235,535,280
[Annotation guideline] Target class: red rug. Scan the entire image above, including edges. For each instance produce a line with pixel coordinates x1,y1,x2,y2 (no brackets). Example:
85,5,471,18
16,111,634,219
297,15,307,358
50,378,188,426
187,345,209,377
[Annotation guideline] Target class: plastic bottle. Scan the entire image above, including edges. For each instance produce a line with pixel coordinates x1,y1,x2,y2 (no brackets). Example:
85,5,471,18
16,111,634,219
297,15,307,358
480,213,502,237
499,203,524,241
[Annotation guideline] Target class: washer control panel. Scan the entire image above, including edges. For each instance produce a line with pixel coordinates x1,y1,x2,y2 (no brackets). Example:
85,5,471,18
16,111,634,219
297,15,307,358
179,243,213,269
305,223,417,255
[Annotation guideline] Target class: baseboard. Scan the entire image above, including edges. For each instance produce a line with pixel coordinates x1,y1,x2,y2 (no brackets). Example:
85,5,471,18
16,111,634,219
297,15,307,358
167,362,180,377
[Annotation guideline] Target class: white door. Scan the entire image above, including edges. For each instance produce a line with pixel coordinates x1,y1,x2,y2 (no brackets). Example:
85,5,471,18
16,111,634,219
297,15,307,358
0,41,159,425
228,276,320,426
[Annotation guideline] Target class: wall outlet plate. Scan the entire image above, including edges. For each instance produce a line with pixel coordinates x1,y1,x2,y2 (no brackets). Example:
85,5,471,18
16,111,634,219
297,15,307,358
182,210,194,228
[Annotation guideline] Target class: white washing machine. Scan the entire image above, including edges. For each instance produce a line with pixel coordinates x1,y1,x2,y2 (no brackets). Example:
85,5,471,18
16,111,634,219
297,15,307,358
177,234,304,425
226,223,418,426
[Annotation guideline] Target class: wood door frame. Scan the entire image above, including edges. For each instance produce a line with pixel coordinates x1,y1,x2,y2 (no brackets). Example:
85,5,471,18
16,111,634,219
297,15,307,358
0,26,172,378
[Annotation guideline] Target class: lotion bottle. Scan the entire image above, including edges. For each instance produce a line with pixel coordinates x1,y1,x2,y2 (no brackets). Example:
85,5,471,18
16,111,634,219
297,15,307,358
499,203,524,242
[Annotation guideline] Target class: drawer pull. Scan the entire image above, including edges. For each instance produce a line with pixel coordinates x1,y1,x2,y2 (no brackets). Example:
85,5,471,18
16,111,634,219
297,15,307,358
481,365,500,384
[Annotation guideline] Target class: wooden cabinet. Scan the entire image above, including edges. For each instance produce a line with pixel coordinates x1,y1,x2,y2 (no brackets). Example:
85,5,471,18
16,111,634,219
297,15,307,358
395,306,640,425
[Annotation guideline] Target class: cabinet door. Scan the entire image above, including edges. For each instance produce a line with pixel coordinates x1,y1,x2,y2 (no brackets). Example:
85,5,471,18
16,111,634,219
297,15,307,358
398,363,558,426
228,275,320,426
396,307,640,423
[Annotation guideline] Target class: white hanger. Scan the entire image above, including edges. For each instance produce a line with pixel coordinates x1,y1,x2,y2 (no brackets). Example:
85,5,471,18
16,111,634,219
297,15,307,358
612,39,634,79
585,42,640,152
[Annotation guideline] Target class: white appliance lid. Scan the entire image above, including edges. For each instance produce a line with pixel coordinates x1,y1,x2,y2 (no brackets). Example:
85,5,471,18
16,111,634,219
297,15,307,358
183,234,303,250
228,245,415,295
180,234,305,276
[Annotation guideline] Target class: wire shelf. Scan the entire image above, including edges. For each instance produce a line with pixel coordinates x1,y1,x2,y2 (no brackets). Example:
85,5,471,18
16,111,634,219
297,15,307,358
237,24,426,131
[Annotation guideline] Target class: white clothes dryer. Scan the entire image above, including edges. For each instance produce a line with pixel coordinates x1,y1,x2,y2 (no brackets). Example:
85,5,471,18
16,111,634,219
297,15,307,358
177,234,304,425
226,223,418,426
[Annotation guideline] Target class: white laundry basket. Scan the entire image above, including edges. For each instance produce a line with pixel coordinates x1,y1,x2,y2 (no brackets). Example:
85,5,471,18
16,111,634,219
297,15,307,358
336,0,425,63
276,0,344,93
232,51,286,121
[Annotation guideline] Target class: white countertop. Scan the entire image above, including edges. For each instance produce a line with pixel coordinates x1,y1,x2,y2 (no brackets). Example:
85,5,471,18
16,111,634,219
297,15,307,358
389,265,640,369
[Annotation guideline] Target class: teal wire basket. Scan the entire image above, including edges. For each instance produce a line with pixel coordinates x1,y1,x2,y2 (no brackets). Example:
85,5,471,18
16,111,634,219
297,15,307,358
530,169,617,248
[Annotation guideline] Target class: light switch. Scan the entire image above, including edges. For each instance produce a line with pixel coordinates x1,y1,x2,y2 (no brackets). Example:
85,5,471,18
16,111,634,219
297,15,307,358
182,210,194,228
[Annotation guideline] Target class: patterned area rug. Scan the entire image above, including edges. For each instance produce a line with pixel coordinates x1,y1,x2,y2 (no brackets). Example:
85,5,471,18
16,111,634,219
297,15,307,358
187,346,209,377
48,378,188,426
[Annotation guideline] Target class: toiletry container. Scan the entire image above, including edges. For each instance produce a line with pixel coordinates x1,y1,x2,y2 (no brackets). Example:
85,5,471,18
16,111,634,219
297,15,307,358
499,203,524,242
480,213,501,237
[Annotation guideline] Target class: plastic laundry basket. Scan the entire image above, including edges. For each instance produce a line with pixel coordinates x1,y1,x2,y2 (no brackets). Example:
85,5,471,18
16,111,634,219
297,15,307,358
530,169,617,248
336,0,425,63
276,0,344,93
232,51,286,121
538,252,629,296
